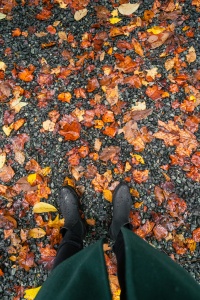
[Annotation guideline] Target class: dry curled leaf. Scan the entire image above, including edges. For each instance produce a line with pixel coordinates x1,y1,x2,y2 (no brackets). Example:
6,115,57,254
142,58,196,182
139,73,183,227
29,228,46,239
33,202,57,213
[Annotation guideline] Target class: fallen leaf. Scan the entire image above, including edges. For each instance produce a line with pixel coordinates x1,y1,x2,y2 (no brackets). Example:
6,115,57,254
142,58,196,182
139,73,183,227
99,146,120,163
86,219,96,226
186,46,196,64
29,228,46,238
165,57,175,71
153,224,168,240
0,165,15,182
0,13,6,20
118,3,140,15
147,26,165,34
74,8,88,21
42,120,55,132
24,286,41,300
132,169,149,184
192,227,200,242
0,61,7,71
59,114,81,141
131,154,145,164
103,85,119,106
103,189,113,202
33,202,57,213
9,96,27,113
0,152,6,169
132,38,143,56
18,69,34,82
109,17,122,24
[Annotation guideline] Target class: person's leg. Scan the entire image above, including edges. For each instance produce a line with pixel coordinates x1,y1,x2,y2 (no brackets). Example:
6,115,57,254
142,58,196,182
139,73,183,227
113,224,133,300
53,224,84,269
109,183,133,300
52,186,86,269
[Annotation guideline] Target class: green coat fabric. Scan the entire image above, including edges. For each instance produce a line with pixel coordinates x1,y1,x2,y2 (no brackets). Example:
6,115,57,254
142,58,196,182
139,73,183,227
36,228,200,300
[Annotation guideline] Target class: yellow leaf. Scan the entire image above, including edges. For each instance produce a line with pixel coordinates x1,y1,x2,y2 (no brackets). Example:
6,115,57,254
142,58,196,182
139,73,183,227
9,96,27,113
109,17,122,24
39,166,51,176
147,26,165,34
63,177,75,187
189,95,196,101
125,161,132,172
29,228,46,238
162,91,170,98
27,174,37,185
24,286,41,300
0,61,7,71
2,124,13,136
131,154,145,164
130,188,140,198
0,152,6,169
107,47,113,55
9,255,17,262
33,202,57,213
103,189,113,202
134,201,143,208
48,215,64,228
111,9,118,17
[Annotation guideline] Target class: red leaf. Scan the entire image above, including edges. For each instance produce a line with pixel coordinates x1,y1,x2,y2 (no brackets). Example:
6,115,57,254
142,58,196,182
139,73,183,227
145,85,164,100
134,220,155,238
36,8,52,20
18,246,35,271
59,115,81,141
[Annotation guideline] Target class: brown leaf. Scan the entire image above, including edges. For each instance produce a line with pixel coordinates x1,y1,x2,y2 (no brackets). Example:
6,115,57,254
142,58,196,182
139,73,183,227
186,46,196,64
132,170,149,184
154,186,165,206
119,121,153,152
153,224,168,240
0,165,15,182
99,146,120,163
123,108,153,123
148,32,170,49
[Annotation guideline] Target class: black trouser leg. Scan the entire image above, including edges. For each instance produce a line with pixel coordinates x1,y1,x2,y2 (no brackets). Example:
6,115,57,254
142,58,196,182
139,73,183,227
113,225,132,300
52,229,83,270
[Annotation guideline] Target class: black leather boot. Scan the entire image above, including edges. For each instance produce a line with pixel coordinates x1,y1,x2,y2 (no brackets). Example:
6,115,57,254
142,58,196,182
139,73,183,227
58,186,86,240
109,182,132,241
